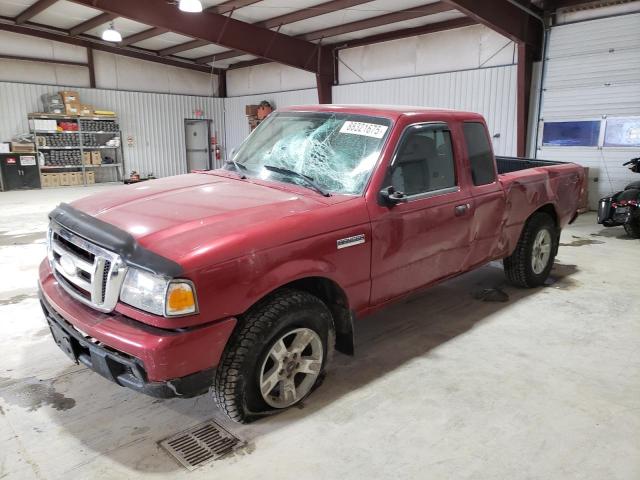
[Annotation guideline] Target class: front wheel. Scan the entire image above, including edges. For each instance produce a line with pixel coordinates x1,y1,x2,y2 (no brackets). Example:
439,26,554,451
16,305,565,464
504,212,558,288
213,289,332,423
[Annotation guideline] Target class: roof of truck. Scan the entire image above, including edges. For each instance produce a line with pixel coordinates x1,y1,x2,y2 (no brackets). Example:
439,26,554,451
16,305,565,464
278,104,485,122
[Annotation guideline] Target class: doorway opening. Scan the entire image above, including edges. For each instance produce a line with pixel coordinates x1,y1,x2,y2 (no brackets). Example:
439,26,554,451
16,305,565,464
185,119,212,172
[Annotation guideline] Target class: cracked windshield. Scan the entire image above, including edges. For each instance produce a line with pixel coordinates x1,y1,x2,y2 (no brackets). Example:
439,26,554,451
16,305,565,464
228,112,392,195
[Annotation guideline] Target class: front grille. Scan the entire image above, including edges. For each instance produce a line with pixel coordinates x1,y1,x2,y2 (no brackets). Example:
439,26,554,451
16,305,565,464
48,222,127,313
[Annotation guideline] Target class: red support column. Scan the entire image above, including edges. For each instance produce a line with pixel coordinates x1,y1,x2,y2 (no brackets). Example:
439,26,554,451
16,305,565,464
517,43,534,157
316,73,332,104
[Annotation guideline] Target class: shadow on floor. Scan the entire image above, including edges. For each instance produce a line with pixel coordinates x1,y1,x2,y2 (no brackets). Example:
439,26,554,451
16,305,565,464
590,227,638,240
16,263,578,474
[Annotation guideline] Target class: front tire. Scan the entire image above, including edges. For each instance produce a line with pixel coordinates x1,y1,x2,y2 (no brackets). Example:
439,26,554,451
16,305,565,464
504,212,558,288
213,289,332,424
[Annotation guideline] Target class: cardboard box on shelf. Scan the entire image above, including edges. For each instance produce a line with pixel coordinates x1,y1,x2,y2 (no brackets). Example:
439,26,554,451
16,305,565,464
69,172,81,185
91,151,102,165
85,171,95,184
245,105,259,116
41,93,63,106
45,103,65,114
59,91,79,103
11,142,35,153
29,119,58,131
82,152,92,165
59,172,71,186
0,143,10,153
64,102,80,116
79,104,94,116
41,173,61,188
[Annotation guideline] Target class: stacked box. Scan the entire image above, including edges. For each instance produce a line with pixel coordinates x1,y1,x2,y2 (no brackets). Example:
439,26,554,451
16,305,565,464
65,103,80,116
41,93,64,114
91,151,102,165
11,142,35,153
59,91,79,103
29,119,58,131
41,173,61,188
69,172,81,185
85,171,95,184
79,104,94,116
82,152,92,165
59,172,71,186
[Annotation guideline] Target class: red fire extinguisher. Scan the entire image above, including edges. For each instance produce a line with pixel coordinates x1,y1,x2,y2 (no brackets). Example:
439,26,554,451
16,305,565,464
215,144,221,162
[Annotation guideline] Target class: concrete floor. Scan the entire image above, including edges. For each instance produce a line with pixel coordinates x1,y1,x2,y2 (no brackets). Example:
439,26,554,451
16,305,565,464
0,185,638,480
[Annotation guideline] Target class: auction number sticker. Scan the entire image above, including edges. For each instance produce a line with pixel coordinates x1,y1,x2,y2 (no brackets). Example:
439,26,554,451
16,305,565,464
340,121,388,138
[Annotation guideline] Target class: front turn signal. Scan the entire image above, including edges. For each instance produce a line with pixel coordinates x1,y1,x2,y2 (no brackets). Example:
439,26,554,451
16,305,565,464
166,281,197,316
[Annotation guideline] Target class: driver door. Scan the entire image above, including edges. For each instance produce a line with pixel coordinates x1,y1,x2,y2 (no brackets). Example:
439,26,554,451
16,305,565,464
369,123,474,304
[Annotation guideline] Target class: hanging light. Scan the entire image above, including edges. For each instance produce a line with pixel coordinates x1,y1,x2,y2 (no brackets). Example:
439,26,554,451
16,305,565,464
102,22,122,42
179,0,203,12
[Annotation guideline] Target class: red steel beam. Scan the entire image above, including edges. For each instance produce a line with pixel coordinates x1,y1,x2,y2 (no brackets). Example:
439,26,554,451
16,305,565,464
333,17,477,50
86,47,96,87
226,17,476,70
160,39,210,57
170,0,372,59
206,0,262,15
69,12,117,37
120,27,168,47
445,0,543,56
257,0,372,29
301,2,455,41
69,0,332,75
196,1,455,64
0,22,222,75
15,0,59,24
517,43,534,156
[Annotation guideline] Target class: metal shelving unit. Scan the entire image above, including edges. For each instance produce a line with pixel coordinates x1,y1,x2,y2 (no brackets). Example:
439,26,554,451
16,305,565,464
29,114,124,186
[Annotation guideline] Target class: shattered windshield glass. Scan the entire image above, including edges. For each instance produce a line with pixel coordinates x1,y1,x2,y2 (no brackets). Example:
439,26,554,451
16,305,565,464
229,112,392,195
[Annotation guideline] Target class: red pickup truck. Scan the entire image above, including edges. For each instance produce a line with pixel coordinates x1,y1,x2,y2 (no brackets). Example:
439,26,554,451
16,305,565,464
39,105,584,423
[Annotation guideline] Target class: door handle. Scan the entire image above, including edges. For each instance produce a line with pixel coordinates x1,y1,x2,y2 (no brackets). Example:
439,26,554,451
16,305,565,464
455,204,470,216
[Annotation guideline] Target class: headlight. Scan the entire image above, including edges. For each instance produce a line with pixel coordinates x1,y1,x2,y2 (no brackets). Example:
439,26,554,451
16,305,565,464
119,268,197,317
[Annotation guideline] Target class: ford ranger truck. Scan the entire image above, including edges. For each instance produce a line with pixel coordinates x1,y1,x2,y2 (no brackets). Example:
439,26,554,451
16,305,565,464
39,105,585,423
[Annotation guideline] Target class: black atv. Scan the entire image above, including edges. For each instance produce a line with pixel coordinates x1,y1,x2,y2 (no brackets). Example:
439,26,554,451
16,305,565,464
597,157,640,238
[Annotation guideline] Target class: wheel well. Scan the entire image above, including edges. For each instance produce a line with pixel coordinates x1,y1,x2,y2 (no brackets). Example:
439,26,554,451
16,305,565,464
282,277,355,356
535,204,559,228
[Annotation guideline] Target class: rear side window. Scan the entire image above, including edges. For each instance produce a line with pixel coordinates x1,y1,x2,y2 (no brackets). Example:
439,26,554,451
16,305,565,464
463,122,496,186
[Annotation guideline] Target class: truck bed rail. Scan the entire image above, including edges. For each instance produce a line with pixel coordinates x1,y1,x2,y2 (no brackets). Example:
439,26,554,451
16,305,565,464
496,156,565,174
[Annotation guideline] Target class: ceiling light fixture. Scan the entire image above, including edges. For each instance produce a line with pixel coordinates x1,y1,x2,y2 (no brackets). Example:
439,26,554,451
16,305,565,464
178,0,203,12
102,22,122,42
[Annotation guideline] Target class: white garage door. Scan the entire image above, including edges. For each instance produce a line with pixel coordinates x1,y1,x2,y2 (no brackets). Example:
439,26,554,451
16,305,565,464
537,12,640,209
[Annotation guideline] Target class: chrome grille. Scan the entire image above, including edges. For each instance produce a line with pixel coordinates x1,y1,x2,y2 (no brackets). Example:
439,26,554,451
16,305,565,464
48,222,127,313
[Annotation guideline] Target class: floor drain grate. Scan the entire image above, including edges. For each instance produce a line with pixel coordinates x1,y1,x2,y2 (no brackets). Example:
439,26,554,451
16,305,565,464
160,420,242,471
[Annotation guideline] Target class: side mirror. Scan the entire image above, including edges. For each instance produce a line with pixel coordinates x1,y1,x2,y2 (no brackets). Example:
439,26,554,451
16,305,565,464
379,186,408,207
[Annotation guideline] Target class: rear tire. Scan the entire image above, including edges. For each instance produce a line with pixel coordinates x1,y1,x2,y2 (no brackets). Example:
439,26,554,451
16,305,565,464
624,215,640,238
504,212,558,288
213,289,332,424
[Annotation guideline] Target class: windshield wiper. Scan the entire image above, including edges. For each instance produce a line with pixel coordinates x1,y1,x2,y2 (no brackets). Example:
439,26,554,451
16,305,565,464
263,165,331,197
224,160,247,178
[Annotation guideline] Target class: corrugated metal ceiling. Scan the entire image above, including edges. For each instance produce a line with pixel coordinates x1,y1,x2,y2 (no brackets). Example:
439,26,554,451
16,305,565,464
3,0,467,69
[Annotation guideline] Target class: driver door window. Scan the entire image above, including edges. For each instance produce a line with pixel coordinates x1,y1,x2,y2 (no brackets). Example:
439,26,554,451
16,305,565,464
389,126,456,196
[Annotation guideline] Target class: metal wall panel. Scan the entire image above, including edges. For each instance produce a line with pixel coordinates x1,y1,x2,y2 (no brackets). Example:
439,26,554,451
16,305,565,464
223,89,318,155
333,65,518,156
537,13,640,208
0,81,225,178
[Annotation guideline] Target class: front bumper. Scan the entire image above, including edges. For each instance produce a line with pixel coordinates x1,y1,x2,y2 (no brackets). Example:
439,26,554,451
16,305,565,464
39,260,237,397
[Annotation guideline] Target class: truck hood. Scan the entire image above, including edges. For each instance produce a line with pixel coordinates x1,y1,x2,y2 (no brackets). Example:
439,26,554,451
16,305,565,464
70,173,347,268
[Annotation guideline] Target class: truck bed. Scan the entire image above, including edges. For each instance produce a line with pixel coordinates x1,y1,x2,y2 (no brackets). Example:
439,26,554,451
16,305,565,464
496,156,565,174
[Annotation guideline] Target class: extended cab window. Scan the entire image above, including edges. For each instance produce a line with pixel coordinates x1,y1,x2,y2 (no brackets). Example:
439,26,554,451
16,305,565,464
389,125,456,196
463,122,496,186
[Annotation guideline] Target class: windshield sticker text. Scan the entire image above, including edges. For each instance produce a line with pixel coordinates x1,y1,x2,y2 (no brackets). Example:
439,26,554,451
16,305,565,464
340,121,388,138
